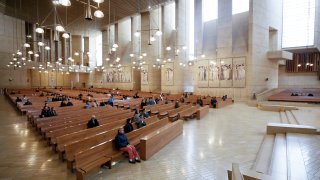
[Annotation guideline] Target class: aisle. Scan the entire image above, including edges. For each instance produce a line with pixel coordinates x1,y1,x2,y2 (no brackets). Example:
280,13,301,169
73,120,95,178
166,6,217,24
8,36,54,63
0,96,74,179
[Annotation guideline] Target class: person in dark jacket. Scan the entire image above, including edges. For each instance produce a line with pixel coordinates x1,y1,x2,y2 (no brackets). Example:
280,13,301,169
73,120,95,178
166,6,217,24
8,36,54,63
196,97,203,107
211,97,217,108
115,127,141,163
66,99,73,106
174,100,180,108
87,115,99,128
124,118,134,133
24,99,32,105
49,107,57,117
15,97,22,103
60,100,67,107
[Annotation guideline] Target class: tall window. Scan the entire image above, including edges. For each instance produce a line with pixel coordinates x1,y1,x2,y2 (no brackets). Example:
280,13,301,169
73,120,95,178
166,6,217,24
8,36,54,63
202,0,218,22
96,33,103,66
232,0,249,14
282,0,315,48
189,0,195,60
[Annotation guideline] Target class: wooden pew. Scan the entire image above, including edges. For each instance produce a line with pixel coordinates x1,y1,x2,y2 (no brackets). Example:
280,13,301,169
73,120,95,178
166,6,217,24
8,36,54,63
74,117,169,180
179,105,200,120
196,105,209,120
140,120,183,160
65,116,159,170
167,104,192,121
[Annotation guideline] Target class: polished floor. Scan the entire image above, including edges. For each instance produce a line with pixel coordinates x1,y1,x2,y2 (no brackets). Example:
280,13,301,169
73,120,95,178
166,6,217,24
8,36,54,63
0,96,319,180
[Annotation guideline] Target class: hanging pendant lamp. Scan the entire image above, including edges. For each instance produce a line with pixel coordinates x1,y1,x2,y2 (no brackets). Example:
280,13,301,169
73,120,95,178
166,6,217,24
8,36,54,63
85,0,93,20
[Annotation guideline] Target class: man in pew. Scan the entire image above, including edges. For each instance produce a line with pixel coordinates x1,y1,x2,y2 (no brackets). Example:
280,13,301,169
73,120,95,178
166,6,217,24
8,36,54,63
140,98,147,109
23,99,32,106
124,118,134,133
49,107,57,117
196,97,203,107
87,115,99,129
66,99,73,106
108,95,114,106
84,101,91,109
115,127,141,164
211,97,217,108
174,100,180,108
134,110,146,128
60,100,67,107
15,97,22,103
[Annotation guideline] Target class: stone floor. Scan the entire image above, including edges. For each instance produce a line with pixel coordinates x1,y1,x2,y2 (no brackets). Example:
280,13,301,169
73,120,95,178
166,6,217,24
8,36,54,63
0,95,319,180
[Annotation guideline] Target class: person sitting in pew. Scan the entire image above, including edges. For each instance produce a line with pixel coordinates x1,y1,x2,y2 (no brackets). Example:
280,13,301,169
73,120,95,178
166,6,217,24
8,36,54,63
15,97,22,103
134,110,146,128
308,93,314,96
124,118,134,133
23,99,32,106
87,115,99,129
49,107,57,117
60,100,67,107
40,106,50,118
149,97,156,105
78,93,83,100
93,100,99,107
140,98,147,109
84,101,91,109
66,99,73,106
100,102,106,106
141,109,149,118
211,97,217,108
174,100,180,108
115,127,141,164
108,95,114,106
196,97,203,107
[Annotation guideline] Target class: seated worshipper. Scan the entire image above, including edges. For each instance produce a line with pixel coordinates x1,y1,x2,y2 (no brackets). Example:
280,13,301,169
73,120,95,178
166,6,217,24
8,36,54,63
308,93,314,97
180,96,185,103
60,100,67,107
40,106,50,117
87,115,99,128
93,100,99,107
78,93,83,100
108,95,114,106
22,95,27,100
174,100,180,108
84,101,91,109
115,128,141,164
47,97,52,102
155,97,160,104
140,98,147,109
211,97,217,108
100,101,106,106
49,107,57,117
66,99,73,106
124,118,134,133
140,109,149,118
196,97,203,107
149,97,156,105
165,98,170,104
134,110,146,128
15,97,22,103
133,93,139,99
23,99,32,106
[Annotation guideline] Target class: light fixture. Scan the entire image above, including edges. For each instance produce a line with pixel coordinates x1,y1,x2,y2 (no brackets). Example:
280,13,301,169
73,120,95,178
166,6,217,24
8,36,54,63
38,42,44,46
28,59,32,62
36,27,44,34
150,36,156,42
106,58,110,61
93,0,104,3
23,43,30,48
133,61,136,64
155,30,162,36
130,54,134,57
306,63,310,66
16,51,22,56
113,44,119,48
201,54,206,58
28,51,33,55
52,0,59,5
134,31,140,37
62,33,70,38
59,0,71,6
116,57,120,62
34,53,39,57
56,25,65,32
94,9,104,18
74,52,79,56
182,46,187,50
45,46,51,50
168,58,171,62
85,0,93,20
166,46,171,51
111,47,116,51
21,57,26,61
27,35,32,38
142,53,147,56
310,63,314,66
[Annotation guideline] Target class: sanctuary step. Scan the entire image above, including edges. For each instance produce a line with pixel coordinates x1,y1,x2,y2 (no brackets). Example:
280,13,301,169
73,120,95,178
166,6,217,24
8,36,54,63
267,123,318,135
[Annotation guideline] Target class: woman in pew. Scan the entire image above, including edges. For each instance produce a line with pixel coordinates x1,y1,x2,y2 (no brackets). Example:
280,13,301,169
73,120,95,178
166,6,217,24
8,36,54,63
87,115,99,128
124,118,134,133
115,127,141,164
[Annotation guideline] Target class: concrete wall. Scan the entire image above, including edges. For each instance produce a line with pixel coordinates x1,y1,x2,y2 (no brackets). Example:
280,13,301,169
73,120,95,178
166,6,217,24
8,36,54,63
247,0,283,98
278,66,320,88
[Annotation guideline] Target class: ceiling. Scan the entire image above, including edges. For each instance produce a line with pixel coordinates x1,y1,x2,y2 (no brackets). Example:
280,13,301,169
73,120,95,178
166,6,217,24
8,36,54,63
0,0,173,30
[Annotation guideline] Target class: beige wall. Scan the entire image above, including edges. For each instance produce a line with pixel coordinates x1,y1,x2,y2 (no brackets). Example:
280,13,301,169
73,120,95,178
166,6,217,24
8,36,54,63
278,66,320,88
